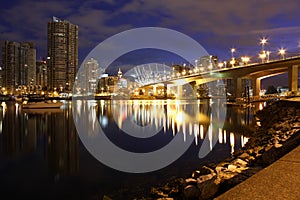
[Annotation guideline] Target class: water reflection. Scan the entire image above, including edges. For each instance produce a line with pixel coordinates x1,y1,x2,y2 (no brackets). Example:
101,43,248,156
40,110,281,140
73,99,252,155
0,100,261,198
0,101,78,178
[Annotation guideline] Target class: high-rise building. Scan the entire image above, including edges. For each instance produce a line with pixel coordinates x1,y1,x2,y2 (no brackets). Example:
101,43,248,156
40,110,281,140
36,59,47,90
47,16,78,92
1,41,36,94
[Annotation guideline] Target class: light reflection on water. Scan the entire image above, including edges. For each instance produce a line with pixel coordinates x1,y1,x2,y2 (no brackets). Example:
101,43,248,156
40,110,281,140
75,99,251,150
0,100,262,199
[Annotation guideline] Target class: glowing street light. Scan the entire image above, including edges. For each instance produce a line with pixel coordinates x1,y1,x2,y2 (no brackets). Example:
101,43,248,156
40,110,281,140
266,51,270,62
260,37,268,51
218,62,224,68
231,48,235,59
279,48,286,59
241,56,250,65
259,52,266,63
230,58,235,67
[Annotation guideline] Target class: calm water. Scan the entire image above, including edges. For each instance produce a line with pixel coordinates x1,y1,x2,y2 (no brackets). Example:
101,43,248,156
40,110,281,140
0,99,262,199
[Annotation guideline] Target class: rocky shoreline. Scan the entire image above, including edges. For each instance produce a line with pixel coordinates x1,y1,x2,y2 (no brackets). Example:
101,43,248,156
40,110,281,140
145,100,300,200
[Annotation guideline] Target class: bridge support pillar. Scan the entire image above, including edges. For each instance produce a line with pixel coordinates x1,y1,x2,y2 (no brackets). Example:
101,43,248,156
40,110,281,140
252,78,261,96
153,85,157,95
232,78,243,98
177,85,184,99
288,65,298,93
189,81,196,96
163,83,167,98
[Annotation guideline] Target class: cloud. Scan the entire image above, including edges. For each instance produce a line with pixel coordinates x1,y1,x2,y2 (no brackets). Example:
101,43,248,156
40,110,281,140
1,0,300,62
251,26,300,36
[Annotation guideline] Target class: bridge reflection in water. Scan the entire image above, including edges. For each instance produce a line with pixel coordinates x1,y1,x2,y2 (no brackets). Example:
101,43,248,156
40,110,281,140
74,99,259,155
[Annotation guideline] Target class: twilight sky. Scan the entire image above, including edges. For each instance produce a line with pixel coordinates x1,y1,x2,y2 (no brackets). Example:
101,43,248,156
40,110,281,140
1,0,300,87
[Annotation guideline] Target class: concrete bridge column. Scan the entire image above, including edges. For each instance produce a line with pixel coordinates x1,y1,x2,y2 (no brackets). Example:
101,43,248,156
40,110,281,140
288,65,298,93
252,78,261,96
153,85,157,95
232,77,243,98
177,85,183,99
164,83,167,98
189,81,196,96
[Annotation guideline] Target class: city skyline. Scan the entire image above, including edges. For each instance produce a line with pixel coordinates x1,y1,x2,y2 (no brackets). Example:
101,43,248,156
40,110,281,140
1,0,300,87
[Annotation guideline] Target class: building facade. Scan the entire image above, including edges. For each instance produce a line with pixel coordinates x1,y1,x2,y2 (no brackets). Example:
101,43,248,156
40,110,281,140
47,16,78,92
36,59,47,90
1,41,36,94
83,58,100,94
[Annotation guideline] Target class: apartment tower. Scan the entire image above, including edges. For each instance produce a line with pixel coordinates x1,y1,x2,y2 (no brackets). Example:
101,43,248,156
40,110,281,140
47,16,78,92
1,41,36,94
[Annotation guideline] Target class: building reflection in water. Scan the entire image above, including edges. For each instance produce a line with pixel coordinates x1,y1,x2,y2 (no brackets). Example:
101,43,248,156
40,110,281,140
0,99,257,179
0,101,78,179
74,99,253,156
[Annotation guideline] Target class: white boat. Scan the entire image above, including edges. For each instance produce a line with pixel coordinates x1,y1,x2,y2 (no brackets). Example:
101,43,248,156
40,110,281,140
22,100,63,109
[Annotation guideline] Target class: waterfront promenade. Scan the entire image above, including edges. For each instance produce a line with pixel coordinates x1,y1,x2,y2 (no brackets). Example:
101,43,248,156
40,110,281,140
215,145,300,200
216,98,300,200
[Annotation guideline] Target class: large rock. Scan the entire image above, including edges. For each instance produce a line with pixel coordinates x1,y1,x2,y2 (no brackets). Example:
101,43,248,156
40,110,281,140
231,158,248,168
183,185,200,199
200,165,215,175
185,178,197,186
197,173,219,199
239,152,250,160
191,170,201,179
217,170,238,181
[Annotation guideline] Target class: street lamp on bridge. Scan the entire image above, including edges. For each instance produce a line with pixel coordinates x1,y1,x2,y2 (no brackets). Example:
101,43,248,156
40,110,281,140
259,52,266,63
231,48,235,59
260,37,268,51
266,51,270,62
230,48,236,67
279,48,286,59
241,56,250,65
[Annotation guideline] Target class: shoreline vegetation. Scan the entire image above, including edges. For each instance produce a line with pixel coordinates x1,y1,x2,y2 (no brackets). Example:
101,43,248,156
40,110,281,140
136,100,300,200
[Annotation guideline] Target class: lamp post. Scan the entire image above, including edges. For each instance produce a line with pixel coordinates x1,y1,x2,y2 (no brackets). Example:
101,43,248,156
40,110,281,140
259,38,268,63
266,51,270,62
218,62,224,68
260,38,267,51
259,52,266,63
230,48,236,67
230,59,235,67
231,48,235,59
279,48,286,59
241,56,250,65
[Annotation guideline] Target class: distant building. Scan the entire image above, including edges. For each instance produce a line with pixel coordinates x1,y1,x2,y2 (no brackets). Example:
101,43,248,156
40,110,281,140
117,68,123,79
47,16,78,92
83,58,104,93
36,59,47,90
98,76,119,93
1,41,36,94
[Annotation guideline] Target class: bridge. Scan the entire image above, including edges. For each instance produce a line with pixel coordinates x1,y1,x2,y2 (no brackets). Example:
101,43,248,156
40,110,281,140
136,55,300,99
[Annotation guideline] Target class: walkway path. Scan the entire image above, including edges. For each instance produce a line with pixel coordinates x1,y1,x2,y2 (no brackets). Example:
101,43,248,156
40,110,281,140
215,145,300,199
